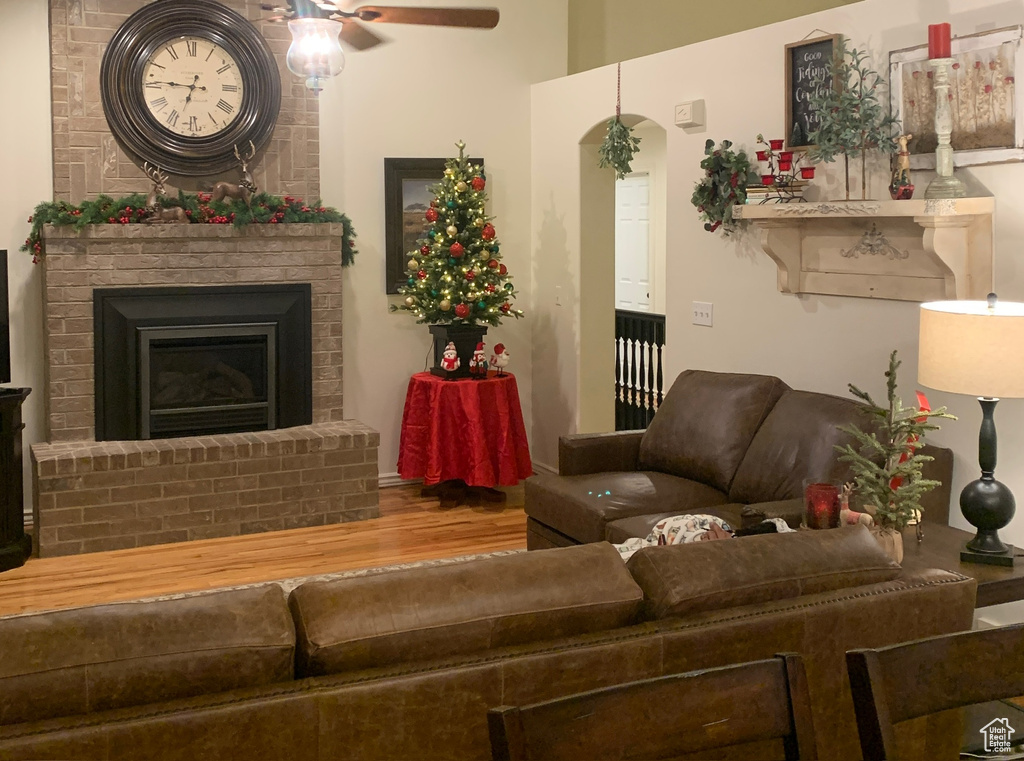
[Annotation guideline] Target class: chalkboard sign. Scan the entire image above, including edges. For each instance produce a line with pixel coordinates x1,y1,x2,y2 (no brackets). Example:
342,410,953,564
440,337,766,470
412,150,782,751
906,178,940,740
785,34,841,149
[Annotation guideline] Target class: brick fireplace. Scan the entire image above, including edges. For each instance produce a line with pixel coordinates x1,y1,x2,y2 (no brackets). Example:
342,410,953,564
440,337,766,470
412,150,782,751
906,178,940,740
31,224,379,557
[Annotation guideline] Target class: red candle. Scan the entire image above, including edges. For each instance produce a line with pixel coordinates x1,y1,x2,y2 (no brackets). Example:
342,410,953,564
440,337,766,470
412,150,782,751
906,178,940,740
762,174,776,186
780,151,794,161
769,139,785,151
804,482,840,529
801,166,816,179
779,159,793,172
756,150,768,162
928,23,951,59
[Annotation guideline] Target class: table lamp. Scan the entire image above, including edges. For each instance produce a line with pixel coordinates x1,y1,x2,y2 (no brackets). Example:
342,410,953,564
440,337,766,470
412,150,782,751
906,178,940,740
919,295,1024,566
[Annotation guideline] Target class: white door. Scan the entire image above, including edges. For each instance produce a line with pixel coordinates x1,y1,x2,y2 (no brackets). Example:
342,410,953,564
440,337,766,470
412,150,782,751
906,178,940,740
615,173,652,312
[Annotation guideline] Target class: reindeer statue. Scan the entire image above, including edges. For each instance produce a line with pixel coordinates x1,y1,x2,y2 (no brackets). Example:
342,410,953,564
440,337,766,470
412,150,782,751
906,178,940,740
143,163,188,224
210,142,258,207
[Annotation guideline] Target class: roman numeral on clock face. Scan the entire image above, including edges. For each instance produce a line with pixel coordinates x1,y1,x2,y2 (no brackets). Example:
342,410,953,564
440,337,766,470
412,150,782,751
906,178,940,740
222,84,238,92
186,40,197,56
187,115,199,132
216,63,232,74
150,96,168,110
165,44,178,60
166,109,179,127
216,99,235,114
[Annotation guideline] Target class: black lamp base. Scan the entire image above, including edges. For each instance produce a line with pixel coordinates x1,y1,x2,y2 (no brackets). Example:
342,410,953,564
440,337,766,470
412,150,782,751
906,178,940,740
961,542,1017,567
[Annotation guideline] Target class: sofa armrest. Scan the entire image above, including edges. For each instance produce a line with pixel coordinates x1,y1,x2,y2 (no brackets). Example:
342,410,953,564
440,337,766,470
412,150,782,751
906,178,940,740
741,499,805,529
558,431,644,476
920,443,953,526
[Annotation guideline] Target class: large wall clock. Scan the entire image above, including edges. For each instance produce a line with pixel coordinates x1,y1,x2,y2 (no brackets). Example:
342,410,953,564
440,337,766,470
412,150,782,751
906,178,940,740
100,0,281,176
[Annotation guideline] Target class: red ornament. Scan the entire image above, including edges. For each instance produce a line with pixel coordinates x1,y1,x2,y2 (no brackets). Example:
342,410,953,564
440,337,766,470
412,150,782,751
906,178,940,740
466,270,476,281
420,245,430,255
425,208,439,223
450,242,465,258
481,223,496,241
500,303,511,313
499,264,508,275
487,259,498,269
485,284,496,293
417,269,427,279
455,303,470,318
471,176,486,191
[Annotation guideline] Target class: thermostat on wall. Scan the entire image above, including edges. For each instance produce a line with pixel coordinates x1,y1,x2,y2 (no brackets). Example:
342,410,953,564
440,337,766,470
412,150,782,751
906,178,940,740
675,100,705,129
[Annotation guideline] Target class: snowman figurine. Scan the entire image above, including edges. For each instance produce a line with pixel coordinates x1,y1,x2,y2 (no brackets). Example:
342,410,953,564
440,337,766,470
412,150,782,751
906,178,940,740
490,343,510,376
468,341,489,379
439,341,460,375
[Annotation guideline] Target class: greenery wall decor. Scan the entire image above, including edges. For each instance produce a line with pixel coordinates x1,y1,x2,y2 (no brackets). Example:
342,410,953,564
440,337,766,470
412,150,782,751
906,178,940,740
598,63,642,179
807,39,900,199
691,139,752,235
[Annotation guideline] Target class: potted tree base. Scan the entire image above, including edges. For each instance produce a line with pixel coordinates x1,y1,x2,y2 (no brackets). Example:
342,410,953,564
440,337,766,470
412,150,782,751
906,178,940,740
429,324,487,380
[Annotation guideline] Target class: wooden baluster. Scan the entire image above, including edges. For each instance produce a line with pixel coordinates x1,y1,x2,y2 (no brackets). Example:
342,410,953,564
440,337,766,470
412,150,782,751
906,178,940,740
655,319,665,413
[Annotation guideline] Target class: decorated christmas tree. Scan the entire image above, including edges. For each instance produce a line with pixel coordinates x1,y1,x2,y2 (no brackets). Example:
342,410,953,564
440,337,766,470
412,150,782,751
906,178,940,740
391,141,523,326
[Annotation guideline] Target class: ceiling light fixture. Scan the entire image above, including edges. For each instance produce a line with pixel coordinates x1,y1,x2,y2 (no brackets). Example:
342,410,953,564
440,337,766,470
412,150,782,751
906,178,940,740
286,18,345,95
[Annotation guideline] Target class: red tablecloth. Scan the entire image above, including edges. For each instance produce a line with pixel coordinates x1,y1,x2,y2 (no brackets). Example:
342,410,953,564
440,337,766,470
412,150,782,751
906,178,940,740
397,372,532,487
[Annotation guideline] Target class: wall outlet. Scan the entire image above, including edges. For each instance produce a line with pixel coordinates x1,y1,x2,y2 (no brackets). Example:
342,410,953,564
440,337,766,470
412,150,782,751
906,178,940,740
554,286,562,306
692,301,713,327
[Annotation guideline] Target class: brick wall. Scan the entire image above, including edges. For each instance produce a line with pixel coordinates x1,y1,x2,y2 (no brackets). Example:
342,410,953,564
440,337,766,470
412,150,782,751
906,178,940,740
49,0,320,201
33,422,379,556
41,223,345,442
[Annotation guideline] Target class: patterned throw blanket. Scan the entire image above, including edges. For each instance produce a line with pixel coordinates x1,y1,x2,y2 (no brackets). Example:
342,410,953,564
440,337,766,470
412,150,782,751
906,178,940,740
614,514,795,561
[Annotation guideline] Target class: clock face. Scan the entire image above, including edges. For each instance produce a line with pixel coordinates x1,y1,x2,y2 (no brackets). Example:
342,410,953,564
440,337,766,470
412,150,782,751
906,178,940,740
142,37,244,138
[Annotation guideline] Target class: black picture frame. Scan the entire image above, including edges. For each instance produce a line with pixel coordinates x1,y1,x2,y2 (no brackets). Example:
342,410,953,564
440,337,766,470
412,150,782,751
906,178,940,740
784,34,842,150
384,156,483,295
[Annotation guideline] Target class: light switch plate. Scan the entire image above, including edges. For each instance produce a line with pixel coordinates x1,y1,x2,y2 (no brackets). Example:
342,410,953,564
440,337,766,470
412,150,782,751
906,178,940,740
692,301,713,327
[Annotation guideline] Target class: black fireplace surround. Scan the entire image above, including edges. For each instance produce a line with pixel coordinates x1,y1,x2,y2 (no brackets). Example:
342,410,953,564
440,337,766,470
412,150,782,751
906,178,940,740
94,285,312,442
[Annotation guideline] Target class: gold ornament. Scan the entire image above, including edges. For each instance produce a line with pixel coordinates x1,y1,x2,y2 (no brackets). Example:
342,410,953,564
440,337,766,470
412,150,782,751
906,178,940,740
407,258,418,270
468,291,479,300
434,233,444,242
446,225,458,237
474,218,484,227
405,296,415,306
440,299,451,311
444,168,455,178
456,181,468,192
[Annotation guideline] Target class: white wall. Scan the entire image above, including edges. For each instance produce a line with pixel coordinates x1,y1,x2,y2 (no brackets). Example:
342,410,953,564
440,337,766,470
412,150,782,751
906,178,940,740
532,0,1024,564
0,0,52,511
320,0,568,481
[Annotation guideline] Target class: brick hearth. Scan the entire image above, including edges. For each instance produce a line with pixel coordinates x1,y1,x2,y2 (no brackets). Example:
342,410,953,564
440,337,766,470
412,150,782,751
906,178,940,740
31,223,379,557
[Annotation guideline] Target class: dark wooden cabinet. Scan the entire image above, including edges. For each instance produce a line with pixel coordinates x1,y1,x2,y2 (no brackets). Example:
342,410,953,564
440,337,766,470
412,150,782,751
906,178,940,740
0,387,31,572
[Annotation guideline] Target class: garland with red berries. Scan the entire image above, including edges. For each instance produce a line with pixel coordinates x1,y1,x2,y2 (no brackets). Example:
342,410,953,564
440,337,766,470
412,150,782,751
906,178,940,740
21,192,356,266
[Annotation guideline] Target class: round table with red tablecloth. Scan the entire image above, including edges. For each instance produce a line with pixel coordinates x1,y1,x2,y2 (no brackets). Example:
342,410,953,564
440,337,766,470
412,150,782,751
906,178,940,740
397,372,532,487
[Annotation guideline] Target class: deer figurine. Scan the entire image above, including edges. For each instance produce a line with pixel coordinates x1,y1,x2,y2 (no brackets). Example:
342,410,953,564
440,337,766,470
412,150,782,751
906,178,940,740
143,163,188,224
210,142,257,207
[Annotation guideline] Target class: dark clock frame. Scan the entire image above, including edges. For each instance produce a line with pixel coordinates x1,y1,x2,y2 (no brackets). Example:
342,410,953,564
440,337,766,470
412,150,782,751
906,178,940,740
100,0,281,177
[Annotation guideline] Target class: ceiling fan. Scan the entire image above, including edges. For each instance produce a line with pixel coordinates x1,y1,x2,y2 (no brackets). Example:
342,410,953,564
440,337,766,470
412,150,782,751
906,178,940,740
263,1,500,55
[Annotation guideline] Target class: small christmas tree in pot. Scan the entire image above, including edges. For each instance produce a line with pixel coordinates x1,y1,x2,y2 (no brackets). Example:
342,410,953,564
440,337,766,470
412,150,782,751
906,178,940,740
835,351,955,562
391,141,523,378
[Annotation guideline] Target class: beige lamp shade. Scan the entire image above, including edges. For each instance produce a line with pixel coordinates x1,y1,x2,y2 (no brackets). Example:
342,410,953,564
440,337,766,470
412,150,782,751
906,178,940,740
919,299,1024,399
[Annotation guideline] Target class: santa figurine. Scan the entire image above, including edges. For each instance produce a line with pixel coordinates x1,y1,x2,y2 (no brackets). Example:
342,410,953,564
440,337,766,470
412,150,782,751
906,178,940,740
468,342,488,378
490,343,510,376
439,341,460,375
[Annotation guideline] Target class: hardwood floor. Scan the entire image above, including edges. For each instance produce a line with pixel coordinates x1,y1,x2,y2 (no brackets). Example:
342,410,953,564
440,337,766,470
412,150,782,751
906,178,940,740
0,484,527,618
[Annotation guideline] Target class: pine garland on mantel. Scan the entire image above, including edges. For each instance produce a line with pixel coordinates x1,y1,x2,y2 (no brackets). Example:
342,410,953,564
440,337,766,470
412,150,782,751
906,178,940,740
20,192,357,266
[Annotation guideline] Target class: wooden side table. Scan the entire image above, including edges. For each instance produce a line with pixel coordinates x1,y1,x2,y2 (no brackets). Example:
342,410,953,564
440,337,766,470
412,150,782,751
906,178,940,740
397,372,532,500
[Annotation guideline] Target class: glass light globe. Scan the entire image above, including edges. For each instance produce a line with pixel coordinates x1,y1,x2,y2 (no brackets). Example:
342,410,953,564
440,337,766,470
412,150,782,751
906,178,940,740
286,19,345,95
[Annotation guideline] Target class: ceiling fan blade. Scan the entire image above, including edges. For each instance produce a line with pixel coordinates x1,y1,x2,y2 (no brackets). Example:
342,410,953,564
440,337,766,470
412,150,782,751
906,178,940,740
352,6,499,28
338,19,387,51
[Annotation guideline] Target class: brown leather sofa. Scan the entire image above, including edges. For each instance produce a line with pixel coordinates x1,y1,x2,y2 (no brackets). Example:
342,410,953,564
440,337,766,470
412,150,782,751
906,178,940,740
525,369,954,549
0,528,974,761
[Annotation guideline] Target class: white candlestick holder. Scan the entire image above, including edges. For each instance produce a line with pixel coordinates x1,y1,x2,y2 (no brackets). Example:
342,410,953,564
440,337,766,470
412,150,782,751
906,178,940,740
925,57,967,199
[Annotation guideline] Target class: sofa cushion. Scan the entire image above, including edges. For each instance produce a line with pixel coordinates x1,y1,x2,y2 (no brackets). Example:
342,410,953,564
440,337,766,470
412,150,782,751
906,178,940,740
728,389,865,504
0,586,295,727
625,524,901,620
604,505,748,544
526,471,729,544
638,370,789,493
289,543,644,677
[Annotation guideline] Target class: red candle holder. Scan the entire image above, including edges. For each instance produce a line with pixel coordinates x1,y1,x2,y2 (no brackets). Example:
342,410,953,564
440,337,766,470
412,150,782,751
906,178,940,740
780,151,794,162
778,160,793,172
762,174,776,186
801,166,816,179
756,150,768,162
804,482,840,530
769,139,785,150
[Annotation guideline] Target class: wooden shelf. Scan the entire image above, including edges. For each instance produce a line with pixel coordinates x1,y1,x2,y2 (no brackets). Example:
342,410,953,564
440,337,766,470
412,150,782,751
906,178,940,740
735,198,995,302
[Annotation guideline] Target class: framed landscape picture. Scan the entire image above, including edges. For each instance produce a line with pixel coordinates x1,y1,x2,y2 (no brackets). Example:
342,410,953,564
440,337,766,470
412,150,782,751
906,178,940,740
784,34,842,149
890,25,1024,169
384,157,483,295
